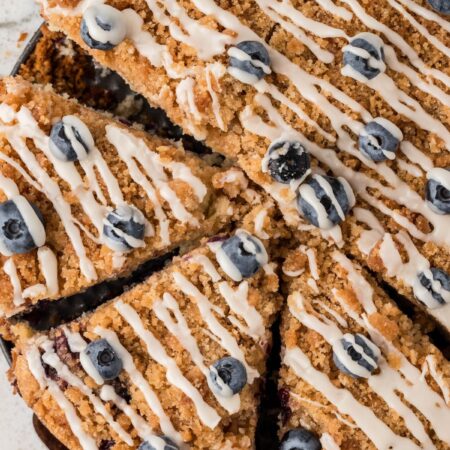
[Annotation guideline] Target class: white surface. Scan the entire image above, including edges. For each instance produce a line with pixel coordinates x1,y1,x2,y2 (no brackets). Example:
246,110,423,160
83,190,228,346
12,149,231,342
0,3,48,449
0,355,47,450
0,0,43,76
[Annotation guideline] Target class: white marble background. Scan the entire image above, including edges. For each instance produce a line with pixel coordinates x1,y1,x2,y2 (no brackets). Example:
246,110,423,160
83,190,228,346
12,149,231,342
0,0,43,76
0,1,48,448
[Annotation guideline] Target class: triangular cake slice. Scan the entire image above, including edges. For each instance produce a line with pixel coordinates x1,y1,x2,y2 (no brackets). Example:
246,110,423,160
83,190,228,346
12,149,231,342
11,221,283,449
0,77,255,318
279,241,450,449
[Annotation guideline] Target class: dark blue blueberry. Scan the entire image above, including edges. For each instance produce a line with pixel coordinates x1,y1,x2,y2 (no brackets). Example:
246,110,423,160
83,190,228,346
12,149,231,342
426,168,450,214
427,0,450,14
359,120,402,162
265,140,311,184
138,436,179,450
85,339,123,380
50,115,94,162
333,333,380,378
343,33,385,80
417,268,450,308
103,204,146,252
297,175,355,229
0,196,45,255
209,357,247,397
220,231,268,280
81,5,127,51
280,428,322,450
229,40,271,82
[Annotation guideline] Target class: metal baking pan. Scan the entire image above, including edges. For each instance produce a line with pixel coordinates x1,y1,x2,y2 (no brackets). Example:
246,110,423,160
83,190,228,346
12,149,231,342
1,24,280,450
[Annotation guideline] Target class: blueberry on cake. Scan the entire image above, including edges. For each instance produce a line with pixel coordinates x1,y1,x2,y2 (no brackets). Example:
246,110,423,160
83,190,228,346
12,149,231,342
11,227,282,449
37,0,450,331
279,242,450,449
0,77,257,318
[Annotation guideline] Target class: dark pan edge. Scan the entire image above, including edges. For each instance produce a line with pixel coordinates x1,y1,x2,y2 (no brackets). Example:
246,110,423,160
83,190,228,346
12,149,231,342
10,26,44,77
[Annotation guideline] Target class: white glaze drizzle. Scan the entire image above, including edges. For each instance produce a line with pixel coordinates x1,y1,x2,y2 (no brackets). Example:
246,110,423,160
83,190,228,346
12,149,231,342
37,246,59,297
39,339,133,445
153,292,241,413
241,94,450,247
396,0,450,31
421,355,450,406
397,158,422,177
284,347,420,450
218,281,265,339
314,0,354,20
106,125,202,239
205,63,226,131
253,208,270,240
299,245,319,280
175,78,207,140
3,259,24,306
114,300,221,429
339,0,450,86
386,0,450,58
190,250,266,340
314,299,349,328
94,326,181,442
255,0,338,63
99,385,167,450
290,391,357,429
172,271,259,382
25,345,98,450
320,432,341,450
288,290,446,447
377,231,450,328
143,0,232,60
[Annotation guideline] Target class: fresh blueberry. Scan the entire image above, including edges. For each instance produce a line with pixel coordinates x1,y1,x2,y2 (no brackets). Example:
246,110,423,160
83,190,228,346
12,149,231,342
0,196,46,255
417,268,450,309
103,204,146,252
333,333,380,378
209,356,247,397
219,231,268,280
138,436,179,450
81,5,127,51
343,33,385,80
50,115,94,162
85,339,123,380
359,119,402,162
280,428,322,450
264,140,311,184
297,174,355,229
427,0,450,14
426,168,450,214
229,40,271,83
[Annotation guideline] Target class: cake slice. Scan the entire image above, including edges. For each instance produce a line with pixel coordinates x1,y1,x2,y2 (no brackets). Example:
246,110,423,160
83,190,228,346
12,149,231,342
0,76,256,318
11,223,283,449
279,241,450,449
38,0,450,330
